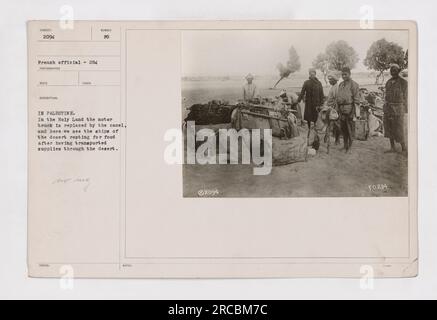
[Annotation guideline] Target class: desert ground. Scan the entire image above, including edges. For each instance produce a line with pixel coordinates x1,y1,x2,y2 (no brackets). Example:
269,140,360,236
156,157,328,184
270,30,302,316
182,73,408,198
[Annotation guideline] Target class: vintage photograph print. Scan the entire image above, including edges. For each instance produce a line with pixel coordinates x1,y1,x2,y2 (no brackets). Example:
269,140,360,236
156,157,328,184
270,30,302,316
182,29,410,198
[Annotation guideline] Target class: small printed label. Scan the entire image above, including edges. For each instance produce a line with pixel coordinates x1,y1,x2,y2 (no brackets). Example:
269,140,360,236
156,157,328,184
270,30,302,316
198,188,220,197
368,184,390,192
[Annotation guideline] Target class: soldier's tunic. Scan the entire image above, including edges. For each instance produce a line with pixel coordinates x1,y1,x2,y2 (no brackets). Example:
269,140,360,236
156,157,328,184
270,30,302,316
337,79,360,114
384,76,408,143
336,79,360,149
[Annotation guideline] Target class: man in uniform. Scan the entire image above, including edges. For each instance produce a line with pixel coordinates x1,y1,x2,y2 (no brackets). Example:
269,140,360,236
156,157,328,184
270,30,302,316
384,64,408,153
336,67,360,153
243,73,259,102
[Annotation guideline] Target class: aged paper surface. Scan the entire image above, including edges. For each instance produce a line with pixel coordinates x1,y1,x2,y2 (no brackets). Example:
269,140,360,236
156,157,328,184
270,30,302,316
28,20,418,278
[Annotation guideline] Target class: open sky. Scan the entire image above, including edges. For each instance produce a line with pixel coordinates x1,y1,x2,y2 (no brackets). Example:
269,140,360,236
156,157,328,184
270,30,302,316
182,29,409,77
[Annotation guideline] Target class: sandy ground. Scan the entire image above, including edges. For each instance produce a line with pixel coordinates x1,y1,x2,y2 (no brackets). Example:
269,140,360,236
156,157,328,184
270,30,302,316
183,135,408,198
182,75,408,198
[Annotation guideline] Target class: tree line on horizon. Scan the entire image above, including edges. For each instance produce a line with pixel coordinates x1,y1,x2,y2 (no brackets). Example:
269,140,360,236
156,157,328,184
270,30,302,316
274,38,408,87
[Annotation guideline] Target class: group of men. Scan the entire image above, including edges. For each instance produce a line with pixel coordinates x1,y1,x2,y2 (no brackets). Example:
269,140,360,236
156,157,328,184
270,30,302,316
242,64,408,154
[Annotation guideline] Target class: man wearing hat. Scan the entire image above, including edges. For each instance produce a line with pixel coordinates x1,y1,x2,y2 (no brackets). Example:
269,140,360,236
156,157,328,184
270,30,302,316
243,73,259,102
297,68,325,135
384,64,408,153
337,67,360,153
